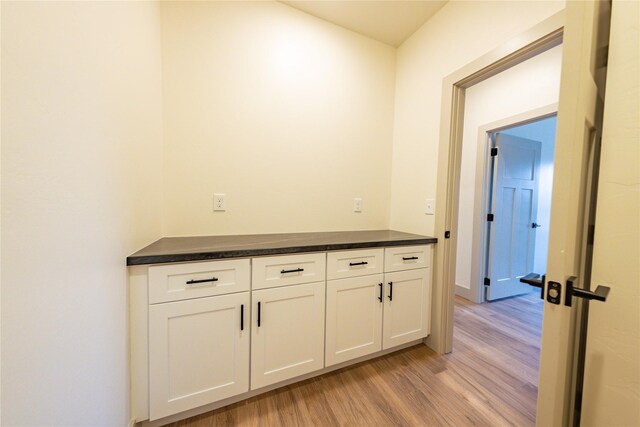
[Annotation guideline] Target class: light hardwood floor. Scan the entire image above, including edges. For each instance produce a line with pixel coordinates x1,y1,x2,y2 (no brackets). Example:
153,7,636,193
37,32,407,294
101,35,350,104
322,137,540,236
166,292,543,426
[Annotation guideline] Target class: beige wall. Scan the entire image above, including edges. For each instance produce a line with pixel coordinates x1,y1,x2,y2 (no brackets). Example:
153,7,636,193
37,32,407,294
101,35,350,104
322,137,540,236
582,0,640,424
160,1,396,236
455,46,561,294
1,2,164,425
389,0,565,236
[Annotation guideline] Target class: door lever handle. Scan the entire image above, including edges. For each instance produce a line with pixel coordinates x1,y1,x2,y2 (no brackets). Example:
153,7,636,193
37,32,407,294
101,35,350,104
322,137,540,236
564,276,611,307
519,273,545,299
531,222,541,228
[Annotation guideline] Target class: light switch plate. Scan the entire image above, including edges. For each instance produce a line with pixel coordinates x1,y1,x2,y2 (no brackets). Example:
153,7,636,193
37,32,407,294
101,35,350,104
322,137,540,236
353,198,363,213
425,199,435,215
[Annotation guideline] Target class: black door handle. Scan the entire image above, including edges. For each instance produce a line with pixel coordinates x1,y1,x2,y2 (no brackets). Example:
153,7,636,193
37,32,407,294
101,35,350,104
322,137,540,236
565,276,611,307
519,273,545,299
378,283,383,302
240,304,244,331
388,282,393,301
532,222,541,228
402,256,419,261
257,302,261,327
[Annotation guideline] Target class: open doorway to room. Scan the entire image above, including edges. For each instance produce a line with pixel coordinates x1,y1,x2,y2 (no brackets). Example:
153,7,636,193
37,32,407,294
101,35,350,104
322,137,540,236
446,37,561,424
482,116,556,302
451,114,557,426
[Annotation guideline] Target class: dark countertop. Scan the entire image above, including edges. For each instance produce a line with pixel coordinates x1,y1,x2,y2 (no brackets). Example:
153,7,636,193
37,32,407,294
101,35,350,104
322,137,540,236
127,230,437,266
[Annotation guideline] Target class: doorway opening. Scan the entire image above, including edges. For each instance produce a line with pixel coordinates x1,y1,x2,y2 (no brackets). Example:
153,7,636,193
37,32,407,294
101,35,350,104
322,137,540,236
482,115,557,302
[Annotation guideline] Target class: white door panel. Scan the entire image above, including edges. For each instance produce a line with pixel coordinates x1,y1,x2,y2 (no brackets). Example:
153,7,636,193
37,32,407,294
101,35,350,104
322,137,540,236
487,133,541,301
537,1,612,425
581,1,639,425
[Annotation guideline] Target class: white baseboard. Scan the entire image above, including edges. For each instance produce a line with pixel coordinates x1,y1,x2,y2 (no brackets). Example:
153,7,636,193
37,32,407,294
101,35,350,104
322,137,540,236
455,283,481,303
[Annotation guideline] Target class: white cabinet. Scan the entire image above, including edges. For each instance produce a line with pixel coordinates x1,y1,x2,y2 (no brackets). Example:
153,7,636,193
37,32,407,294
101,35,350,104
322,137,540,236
383,268,430,349
325,247,431,366
148,292,249,421
325,275,384,365
251,281,325,390
131,242,433,424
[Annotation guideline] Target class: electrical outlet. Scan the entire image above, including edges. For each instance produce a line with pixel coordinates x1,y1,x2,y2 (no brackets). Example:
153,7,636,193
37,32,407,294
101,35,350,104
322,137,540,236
353,198,363,213
425,199,435,215
213,193,226,211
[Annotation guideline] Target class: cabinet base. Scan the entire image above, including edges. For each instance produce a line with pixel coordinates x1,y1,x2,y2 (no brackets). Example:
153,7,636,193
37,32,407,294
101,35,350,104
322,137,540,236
135,338,428,427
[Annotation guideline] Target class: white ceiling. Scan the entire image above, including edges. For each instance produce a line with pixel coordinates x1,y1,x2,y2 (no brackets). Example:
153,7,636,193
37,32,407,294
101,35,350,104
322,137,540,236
281,1,448,47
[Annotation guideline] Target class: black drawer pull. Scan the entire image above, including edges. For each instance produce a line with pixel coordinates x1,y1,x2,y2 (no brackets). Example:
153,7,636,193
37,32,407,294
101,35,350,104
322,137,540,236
378,283,383,302
186,277,218,285
257,302,261,327
402,256,419,261
281,268,304,274
388,282,393,301
240,304,244,331
349,261,368,266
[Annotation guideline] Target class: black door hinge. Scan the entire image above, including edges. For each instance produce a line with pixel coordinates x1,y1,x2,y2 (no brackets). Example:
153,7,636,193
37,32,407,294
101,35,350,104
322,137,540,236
444,231,450,239
484,277,490,286
491,147,498,156
487,213,494,222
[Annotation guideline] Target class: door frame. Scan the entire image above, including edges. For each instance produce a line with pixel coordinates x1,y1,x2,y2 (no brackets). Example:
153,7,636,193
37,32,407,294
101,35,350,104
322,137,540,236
460,105,558,304
429,11,565,354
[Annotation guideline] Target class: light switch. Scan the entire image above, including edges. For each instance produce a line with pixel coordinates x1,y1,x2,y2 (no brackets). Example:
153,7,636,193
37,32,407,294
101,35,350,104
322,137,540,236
425,199,435,215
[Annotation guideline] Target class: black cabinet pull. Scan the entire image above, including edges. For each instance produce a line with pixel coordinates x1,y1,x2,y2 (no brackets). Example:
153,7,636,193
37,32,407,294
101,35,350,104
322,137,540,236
281,268,304,274
378,283,383,302
349,261,368,266
402,256,418,261
186,277,218,285
240,304,244,331
388,282,393,301
257,302,261,327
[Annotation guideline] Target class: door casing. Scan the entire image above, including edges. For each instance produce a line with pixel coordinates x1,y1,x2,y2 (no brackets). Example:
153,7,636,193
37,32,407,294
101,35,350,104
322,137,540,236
429,11,565,354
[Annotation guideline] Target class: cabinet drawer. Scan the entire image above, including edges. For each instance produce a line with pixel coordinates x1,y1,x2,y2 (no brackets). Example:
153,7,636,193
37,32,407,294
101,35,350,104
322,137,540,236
149,259,250,304
384,245,431,272
326,248,384,280
252,253,326,290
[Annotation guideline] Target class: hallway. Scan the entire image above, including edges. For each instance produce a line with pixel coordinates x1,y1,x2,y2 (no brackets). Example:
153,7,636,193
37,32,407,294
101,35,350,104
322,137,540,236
168,293,543,426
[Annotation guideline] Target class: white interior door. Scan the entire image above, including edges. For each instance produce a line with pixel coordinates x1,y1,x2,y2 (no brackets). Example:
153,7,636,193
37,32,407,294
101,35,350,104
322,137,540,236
536,1,612,425
486,133,541,301
580,1,639,425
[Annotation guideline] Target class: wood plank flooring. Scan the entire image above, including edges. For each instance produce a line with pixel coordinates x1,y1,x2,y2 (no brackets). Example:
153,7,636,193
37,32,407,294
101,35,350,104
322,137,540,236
166,292,543,427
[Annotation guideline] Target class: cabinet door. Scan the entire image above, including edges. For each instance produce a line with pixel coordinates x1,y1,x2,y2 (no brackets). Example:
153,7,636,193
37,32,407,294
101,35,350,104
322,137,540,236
325,275,383,366
251,282,325,390
382,268,431,350
148,292,249,421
